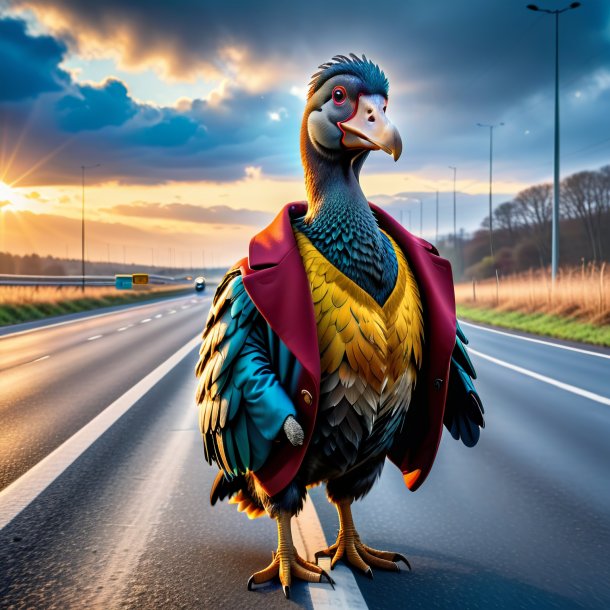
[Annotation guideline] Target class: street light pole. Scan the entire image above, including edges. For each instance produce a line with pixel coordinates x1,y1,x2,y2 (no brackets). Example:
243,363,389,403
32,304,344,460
476,123,504,262
527,2,581,282
80,163,101,292
448,166,457,249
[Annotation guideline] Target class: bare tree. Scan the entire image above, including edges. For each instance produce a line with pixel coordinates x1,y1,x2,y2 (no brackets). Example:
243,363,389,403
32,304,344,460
561,169,608,261
494,201,519,238
513,183,552,265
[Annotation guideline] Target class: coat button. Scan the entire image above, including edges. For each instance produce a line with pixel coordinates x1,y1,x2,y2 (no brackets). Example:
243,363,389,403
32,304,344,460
301,389,312,405
433,378,443,391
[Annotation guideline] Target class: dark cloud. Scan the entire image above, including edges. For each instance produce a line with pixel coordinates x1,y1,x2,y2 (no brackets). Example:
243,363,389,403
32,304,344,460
56,79,138,131
104,201,273,226
1,1,609,191
0,17,69,100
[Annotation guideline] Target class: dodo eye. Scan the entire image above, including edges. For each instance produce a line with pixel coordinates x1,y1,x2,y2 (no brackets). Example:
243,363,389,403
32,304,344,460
332,86,347,106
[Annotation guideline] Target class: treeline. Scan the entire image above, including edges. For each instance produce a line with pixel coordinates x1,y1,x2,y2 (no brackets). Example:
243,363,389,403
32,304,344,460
0,252,199,277
440,165,610,279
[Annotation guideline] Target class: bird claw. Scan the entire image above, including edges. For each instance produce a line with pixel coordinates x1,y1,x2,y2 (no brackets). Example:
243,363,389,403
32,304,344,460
366,568,374,579
247,575,254,591
320,569,336,588
394,553,411,571
283,585,290,599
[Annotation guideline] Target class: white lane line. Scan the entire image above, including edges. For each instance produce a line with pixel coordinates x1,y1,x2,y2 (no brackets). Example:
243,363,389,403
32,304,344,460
294,499,368,609
469,348,610,406
0,294,203,339
140,318,152,324
154,314,163,319
180,305,189,310
460,320,610,360
0,335,201,530
117,326,129,332
87,335,103,341
29,355,50,363
168,310,177,315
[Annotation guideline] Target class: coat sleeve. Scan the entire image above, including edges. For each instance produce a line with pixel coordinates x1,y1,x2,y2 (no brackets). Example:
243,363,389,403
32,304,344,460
196,269,296,478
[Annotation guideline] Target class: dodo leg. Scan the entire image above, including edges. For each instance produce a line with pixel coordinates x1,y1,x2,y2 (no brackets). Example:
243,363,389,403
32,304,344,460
247,510,334,598
316,499,410,576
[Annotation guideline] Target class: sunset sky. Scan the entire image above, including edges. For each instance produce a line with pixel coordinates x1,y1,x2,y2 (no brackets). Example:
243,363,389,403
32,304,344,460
1,0,609,268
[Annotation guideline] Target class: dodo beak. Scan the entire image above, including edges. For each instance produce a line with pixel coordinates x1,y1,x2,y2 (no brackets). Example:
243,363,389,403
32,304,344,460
340,94,402,161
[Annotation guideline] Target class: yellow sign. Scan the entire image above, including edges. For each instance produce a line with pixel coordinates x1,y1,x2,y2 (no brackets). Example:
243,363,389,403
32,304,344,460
132,273,149,285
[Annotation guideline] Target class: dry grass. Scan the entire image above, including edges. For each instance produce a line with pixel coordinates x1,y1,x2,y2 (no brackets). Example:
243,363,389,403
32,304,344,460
0,283,183,306
455,262,609,326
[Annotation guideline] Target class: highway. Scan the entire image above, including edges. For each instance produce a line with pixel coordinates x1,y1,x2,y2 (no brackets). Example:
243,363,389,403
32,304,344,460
1,297,609,609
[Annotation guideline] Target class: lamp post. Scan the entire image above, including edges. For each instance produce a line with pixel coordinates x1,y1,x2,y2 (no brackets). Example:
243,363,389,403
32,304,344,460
527,2,581,282
448,166,457,249
435,189,439,245
81,164,101,292
476,123,504,262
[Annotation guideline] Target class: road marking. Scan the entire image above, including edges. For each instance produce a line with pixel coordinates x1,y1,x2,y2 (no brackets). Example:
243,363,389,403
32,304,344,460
469,348,610,406
87,335,103,341
460,320,610,360
294,499,368,609
0,294,208,339
0,335,201,530
29,355,50,363
140,318,152,324
181,305,189,310
117,326,129,332
154,314,162,318
168,310,177,314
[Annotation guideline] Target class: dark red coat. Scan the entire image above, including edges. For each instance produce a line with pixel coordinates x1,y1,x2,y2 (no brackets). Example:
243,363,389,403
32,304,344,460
237,202,456,497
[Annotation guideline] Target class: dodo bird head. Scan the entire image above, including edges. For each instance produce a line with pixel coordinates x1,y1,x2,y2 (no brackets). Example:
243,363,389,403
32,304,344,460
302,54,402,167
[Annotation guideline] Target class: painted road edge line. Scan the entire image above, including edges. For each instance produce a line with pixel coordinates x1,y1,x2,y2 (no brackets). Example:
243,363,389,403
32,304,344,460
0,334,202,530
459,320,610,360
294,499,368,609
468,348,610,406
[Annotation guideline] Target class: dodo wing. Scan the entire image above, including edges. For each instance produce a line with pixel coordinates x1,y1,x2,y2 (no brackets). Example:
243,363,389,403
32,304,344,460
195,269,296,478
443,321,485,447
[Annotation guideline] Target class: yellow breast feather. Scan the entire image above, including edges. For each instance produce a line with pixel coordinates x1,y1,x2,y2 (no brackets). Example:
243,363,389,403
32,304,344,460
295,230,424,430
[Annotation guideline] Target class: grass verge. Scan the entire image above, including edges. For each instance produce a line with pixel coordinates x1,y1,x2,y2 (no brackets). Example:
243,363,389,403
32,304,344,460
457,305,610,348
0,288,192,327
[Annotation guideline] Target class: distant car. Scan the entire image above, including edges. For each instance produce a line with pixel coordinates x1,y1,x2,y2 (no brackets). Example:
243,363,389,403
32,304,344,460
194,276,206,292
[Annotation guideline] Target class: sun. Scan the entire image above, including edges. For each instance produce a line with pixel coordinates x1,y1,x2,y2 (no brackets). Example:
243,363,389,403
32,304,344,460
0,181,25,210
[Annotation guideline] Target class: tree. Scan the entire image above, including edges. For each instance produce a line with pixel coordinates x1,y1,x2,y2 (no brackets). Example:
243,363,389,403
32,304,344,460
494,201,519,238
513,183,552,265
561,169,608,261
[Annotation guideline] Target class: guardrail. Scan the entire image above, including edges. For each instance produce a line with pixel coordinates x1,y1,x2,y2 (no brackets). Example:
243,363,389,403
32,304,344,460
0,274,188,287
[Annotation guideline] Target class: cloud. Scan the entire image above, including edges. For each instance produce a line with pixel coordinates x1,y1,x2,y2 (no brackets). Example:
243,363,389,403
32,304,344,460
0,17,69,101
103,201,273,226
56,78,138,131
1,2,610,189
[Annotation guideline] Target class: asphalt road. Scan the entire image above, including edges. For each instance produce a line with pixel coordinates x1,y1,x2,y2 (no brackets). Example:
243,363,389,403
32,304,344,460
1,301,609,609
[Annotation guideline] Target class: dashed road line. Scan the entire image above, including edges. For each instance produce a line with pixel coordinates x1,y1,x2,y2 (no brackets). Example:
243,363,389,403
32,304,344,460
29,355,50,364
87,335,103,341
117,326,129,332
140,318,152,324
469,348,610,406
154,314,163,319
168,310,177,315
0,335,201,530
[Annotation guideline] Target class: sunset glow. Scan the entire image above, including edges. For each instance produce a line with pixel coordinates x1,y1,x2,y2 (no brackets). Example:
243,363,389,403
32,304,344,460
1,2,608,267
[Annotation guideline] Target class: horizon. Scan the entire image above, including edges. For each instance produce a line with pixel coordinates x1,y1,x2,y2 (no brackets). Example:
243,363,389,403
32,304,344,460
1,0,609,266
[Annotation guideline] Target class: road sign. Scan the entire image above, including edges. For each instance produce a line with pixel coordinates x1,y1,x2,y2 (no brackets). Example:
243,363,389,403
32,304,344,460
115,275,133,289
132,273,149,285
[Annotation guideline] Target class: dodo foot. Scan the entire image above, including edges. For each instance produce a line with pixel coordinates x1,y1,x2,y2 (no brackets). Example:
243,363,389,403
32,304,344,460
247,546,335,596
315,530,411,575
